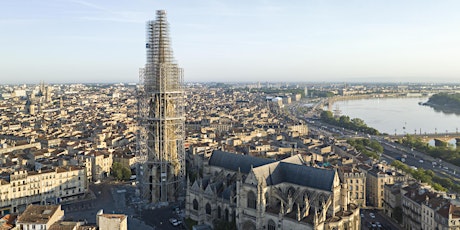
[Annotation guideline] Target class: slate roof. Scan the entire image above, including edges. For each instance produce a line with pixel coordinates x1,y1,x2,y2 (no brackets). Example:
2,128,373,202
265,162,336,191
209,151,336,191
252,161,336,191
208,150,275,173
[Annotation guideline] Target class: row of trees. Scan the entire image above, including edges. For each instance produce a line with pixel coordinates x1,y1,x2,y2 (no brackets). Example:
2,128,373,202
391,160,460,193
399,135,460,167
396,135,460,193
347,138,383,159
320,111,380,135
391,160,448,192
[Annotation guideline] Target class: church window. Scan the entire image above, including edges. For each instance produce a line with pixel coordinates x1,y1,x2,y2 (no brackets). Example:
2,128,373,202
193,199,198,210
206,203,211,215
268,219,276,230
247,191,256,209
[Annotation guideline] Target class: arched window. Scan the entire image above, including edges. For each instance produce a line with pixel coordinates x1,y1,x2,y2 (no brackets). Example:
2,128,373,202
193,199,198,210
247,191,256,209
268,219,276,230
225,209,229,221
218,206,222,219
206,203,211,215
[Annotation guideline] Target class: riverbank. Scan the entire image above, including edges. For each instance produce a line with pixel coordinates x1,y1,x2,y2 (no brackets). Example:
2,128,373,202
326,93,425,106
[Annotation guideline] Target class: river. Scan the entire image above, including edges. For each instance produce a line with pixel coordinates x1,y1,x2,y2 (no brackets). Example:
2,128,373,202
329,97,460,138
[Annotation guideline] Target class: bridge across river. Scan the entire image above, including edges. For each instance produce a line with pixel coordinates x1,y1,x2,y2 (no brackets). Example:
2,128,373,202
392,132,460,145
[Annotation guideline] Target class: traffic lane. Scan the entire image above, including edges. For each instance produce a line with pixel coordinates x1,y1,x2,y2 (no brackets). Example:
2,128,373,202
383,147,456,179
361,209,401,230
382,142,459,177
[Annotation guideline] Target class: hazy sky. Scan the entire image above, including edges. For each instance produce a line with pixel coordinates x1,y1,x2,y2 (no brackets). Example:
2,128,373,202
2,0,460,84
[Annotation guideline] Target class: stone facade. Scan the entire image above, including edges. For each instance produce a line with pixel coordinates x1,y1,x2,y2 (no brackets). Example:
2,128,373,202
0,166,87,214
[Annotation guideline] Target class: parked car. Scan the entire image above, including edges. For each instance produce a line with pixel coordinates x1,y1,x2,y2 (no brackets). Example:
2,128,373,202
369,213,375,218
169,218,181,226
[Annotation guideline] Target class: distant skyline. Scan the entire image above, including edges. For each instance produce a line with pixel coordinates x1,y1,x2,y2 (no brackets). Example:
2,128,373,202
2,0,460,84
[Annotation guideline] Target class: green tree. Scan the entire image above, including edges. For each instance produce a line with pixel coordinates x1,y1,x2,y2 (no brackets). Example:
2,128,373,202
432,183,448,192
339,115,351,124
121,167,132,180
111,162,131,181
425,170,435,178
320,110,334,121
351,118,365,127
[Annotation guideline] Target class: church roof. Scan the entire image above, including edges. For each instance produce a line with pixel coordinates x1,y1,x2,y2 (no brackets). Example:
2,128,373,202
209,151,336,191
256,162,336,191
208,150,275,173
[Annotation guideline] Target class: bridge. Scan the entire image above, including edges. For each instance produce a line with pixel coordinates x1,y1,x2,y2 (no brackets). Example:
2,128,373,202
392,132,460,146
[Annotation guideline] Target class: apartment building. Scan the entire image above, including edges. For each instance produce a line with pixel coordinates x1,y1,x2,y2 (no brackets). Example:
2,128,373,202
433,200,460,230
402,187,439,230
367,168,397,208
113,150,136,169
16,204,64,230
80,151,113,182
383,182,406,221
97,212,128,230
0,166,86,214
339,166,366,207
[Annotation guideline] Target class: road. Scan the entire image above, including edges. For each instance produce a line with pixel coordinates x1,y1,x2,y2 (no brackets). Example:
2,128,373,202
141,206,185,230
361,209,402,230
378,140,460,180
302,112,460,183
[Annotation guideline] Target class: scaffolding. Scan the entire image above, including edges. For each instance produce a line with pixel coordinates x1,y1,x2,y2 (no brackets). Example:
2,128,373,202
137,10,185,204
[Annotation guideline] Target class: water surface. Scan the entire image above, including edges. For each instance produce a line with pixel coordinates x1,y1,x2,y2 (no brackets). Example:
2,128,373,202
330,97,460,136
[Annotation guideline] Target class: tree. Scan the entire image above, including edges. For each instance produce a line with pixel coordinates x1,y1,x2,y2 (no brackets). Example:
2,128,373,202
111,162,131,181
121,167,132,180
339,115,351,124
320,110,334,121
351,118,365,127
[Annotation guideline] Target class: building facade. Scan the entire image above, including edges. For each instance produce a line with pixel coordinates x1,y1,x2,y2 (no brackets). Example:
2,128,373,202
339,166,366,207
0,166,87,214
366,168,395,208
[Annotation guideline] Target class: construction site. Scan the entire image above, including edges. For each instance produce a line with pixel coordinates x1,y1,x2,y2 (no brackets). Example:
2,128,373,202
136,10,185,205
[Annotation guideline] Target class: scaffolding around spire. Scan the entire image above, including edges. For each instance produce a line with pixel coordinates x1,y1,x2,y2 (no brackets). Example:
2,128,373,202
137,10,185,204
